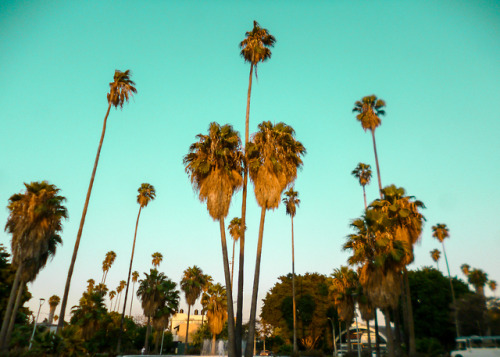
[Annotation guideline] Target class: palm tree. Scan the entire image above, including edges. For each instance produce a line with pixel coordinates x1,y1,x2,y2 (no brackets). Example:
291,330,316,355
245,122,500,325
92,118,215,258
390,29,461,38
330,267,358,353
87,279,95,293
351,163,372,208
184,122,244,357
129,270,140,316
201,283,228,355
100,251,117,287
352,95,386,197
48,295,60,325
1,181,67,351
115,280,127,312
71,289,107,340
467,268,488,296
152,252,163,269
461,263,471,276
109,290,116,311
59,70,137,331
489,280,497,297
228,217,243,289
432,223,460,337
152,278,180,354
180,266,210,348
283,187,300,353
430,249,441,270
245,121,305,357
137,269,172,353
117,183,156,352
237,22,276,355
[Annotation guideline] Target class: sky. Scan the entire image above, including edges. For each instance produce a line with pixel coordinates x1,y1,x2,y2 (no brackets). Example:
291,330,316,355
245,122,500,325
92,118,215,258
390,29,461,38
0,0,499,324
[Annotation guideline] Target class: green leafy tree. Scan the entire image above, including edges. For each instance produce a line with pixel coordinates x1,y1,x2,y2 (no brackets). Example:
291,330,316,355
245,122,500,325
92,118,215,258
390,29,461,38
184,122,244,357
245,121,305,357
59,69,137,331
237,21,276,356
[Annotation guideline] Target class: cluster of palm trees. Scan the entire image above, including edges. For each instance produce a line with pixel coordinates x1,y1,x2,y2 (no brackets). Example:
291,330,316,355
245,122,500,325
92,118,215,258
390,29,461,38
460,264,496,297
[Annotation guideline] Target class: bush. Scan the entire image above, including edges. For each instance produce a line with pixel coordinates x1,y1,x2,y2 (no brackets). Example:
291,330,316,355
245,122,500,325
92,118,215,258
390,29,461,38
416,337,445,357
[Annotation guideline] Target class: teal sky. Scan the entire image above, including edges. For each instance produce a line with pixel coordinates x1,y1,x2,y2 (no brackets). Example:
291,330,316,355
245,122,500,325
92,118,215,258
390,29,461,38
1,0,499,322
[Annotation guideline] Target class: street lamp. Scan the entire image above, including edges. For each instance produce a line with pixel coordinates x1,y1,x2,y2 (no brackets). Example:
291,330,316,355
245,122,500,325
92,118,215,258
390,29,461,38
29,298,45,350
327,317,337,357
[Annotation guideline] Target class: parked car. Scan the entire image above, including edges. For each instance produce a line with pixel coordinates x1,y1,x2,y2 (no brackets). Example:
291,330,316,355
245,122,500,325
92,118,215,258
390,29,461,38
259,350,273,356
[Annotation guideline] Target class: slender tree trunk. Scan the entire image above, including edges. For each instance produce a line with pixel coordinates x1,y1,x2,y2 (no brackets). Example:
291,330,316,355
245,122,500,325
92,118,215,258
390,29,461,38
219,218,236,357
383,308,394,357
245,206,266,357
0,262,23,350
370,130,383,196
117,206,142,352
155,325,161,354
347,321,352,353
366,319,372,353
58,103,112,333
237,63,254,357
393,306,402,356
145,315,151,353
212,333,217,355
4,281,24,350
442,241,460,337
129,282,136,316
403,269,416,356
363,186,367,209
185,304,191,347
231,239,236,290
374,312,381,357
291,215,297,353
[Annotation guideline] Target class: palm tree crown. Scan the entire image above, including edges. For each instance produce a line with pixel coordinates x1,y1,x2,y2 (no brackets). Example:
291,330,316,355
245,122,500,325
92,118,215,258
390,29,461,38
352,163,372,188
152,252,163,268
137,183,156,208
352,95,386,132
181,266,209,307
283,188,300,218
430,249,441,263
240,21,276,69
107,69,137,109
432,223,449,243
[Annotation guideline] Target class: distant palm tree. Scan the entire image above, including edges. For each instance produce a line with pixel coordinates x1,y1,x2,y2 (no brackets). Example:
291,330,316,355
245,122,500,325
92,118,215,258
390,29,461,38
152,278,180,353
129,271,140,316
184,122,244,356
109,290,116,311
71,289,107,340
237,22,276,355
48,295,60,325
489,280,497,296
228,218,243,289
283,187,300,353
180,266,210,347
201,283,228,355
101,251,117,287
467,268,488,296
59,69,137,331
430,249,441,270
245,121,305,357
117,183,156,352
152,252,163,269
1,181,67,350
432,223,459,337
352,96,386,197
461,263,471,276
87,279,95,293
351,163,372,208
116,280,127,311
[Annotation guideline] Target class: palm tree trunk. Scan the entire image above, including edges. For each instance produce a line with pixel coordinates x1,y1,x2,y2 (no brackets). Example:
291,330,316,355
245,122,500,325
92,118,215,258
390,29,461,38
58,102,112,333
374,312,381,357
219,218,236,357
185,304,191,347
155,326,161,354
231,239,236,289
237,62,254,357
129,282,135,316
393,306,402,356
403,268,416,356
4,282,24,349
366,319,372,353
212,333,217,355
117,206,142,352
363,186,367,209
48,306,56,325
145,315,151,353
245,206,266,357
383,308,394,357
347,322,351,353
370,130,383,196
0,262,23,350
442,241,460,337
291,215,297,354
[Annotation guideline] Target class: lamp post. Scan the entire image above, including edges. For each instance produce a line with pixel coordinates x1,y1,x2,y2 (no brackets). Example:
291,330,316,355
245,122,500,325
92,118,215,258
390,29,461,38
29,298,45,350
327,317,337,357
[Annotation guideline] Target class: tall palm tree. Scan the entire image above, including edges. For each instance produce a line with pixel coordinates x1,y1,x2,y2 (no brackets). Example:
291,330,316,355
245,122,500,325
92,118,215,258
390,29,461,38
152,252,163,269
180,266,210,348
115,280,127,312
59,70,137,331
351,163,372,209
109,290,116,311
330,267,358,353
70,289,107,340
101,251,117,287
461,263,470,276
237,22,276,356
184,122,244,357
228,217,243,289
137,269,173,353
129,270,140,316
48,295,60,325
432,223,459,337
1,181,67,351
352,95,386,197
117,183,156,352
245,121,305,357
430,249,441,270
152,278,180,354
201,283,228,355
467,268,488,296
283,187,300,353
